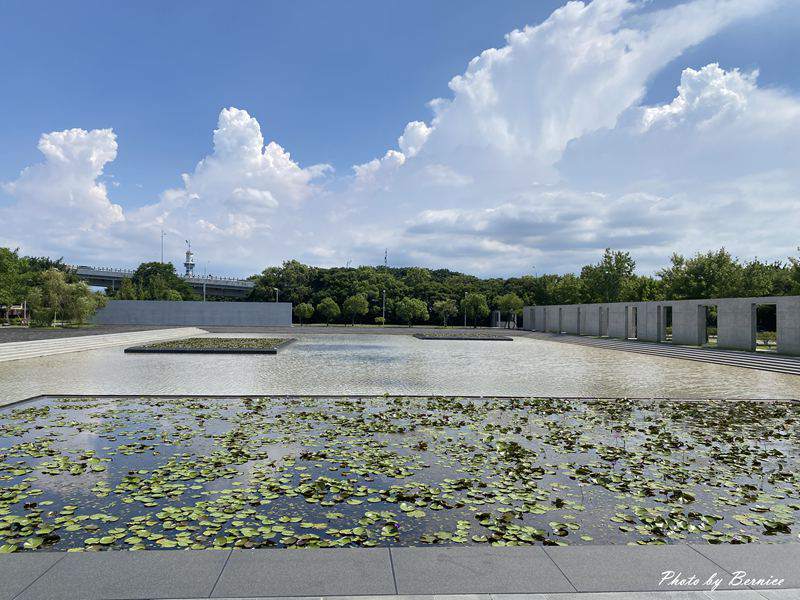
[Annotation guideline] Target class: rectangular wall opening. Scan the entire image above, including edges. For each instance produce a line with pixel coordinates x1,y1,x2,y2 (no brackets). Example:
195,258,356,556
699,304,718,347
661,306,673,343
627,306,638,340
755,303,777,352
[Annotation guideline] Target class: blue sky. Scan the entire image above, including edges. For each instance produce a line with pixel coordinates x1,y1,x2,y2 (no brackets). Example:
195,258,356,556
1,1,568,204
1,0,799,276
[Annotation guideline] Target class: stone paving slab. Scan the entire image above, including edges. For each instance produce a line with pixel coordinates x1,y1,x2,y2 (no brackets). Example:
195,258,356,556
390,546,574,595
689,544,800,589
3,545,799,599
174,591,800,599
0,552,64,600
544,545,738,593
14,548,230,600
210,548,396,598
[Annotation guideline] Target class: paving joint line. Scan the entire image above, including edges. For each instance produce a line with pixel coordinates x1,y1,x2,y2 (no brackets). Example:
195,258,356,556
685,544,759,593
207,548,234,598
9,552,68,600
541,547,578,593
387,546,399,595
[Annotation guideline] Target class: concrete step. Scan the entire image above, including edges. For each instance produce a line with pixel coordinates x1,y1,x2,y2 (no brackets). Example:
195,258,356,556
0,328,207,363
525,332,800,376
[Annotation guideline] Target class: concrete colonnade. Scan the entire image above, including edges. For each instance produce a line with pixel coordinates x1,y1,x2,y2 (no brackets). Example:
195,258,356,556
522,296,800,356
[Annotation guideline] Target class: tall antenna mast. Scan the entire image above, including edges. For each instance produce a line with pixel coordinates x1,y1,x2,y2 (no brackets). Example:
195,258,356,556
183,240,195,276
384,248,388,268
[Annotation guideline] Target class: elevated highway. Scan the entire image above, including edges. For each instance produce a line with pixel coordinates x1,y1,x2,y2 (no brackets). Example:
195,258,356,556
71,265,255,299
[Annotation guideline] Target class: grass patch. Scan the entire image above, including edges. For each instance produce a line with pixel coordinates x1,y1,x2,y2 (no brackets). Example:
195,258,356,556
126,337,294,354
413,333,513,341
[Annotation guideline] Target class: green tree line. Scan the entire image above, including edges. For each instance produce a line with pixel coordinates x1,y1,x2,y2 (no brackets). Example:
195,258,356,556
5,246,800,327
251,249,800,326
0,248,106,326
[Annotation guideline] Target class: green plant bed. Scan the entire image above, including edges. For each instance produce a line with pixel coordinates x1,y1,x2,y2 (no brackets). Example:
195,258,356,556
413,332,514,341
1,394,798,553
125,337,295,354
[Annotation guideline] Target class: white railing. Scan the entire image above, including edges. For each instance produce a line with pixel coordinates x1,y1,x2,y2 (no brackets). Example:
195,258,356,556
70,265,254,287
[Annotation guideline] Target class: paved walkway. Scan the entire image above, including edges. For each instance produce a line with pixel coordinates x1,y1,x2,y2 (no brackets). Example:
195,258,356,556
2,543,798,600
0,325,167,344
0,327,207,363
522,332,800,377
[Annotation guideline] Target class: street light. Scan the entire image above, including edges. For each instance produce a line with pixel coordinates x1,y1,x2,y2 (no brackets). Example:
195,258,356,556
464,291,467,328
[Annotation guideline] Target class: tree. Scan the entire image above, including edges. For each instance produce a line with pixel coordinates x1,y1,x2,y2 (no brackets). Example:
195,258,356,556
316,297,340,326
658,249,743,300
39,268,70,325
342,294,369,326
395,297,428,326
26,268,105,326
63,284,107,325
164,289,183,301
116,278,139,300
433,299,458,326
495,293,524,328
128,262,195,300
461,293,489,327
294,302,314,325
580,248,636,303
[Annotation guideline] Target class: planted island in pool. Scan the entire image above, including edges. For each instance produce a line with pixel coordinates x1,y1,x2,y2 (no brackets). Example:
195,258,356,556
125,337,295,354
0,394,798,553
412,332,514,341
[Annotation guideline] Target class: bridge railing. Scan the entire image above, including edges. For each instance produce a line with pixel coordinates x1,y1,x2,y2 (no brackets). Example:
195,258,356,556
71,265,254,286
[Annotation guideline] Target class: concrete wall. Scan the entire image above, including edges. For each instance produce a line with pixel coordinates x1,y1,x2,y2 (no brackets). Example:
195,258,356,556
717,299,755,351
93,300,292,327
522,295,800,356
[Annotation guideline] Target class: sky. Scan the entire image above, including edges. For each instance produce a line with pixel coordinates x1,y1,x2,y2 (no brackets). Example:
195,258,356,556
1,0,799,278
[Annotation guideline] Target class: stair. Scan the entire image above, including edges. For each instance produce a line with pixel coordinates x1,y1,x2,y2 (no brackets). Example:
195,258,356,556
0,328,207,363
523,331,800,376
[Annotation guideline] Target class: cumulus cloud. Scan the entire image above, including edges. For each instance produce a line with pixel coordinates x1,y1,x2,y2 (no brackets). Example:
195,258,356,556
152,107,330,229
332,0,795,273
2,0,798,276
0,128,124,258
2,128,123,229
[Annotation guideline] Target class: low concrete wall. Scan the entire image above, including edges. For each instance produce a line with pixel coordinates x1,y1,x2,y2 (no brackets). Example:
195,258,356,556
93,300,292,327
523,295,800,356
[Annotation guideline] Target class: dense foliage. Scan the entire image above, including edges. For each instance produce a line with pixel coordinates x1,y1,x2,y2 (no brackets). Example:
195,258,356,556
5,246,800,327
251,249,800,326
0,248,105,326
113,262,197,301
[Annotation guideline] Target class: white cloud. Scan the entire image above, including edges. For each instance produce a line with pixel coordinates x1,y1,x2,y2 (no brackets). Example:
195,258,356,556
3,0,798,277
0,128,124,259
2,128,123,230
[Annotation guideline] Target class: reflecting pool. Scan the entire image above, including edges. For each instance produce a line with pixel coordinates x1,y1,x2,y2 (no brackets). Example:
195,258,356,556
1,394,798,552
3,333,800,405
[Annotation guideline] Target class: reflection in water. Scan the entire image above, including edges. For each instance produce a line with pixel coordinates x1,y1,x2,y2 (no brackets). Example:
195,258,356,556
2,333,800,403
0,394,798,552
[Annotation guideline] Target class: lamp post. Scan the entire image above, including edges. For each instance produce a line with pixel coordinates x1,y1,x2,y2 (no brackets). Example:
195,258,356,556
160,230,166,263
203,262,209,302
464,291,467,328
382,289,386,324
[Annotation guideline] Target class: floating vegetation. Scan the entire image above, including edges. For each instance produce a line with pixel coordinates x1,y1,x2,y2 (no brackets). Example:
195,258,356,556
125,337,293,354
412,333,514,341
0,395,798,552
